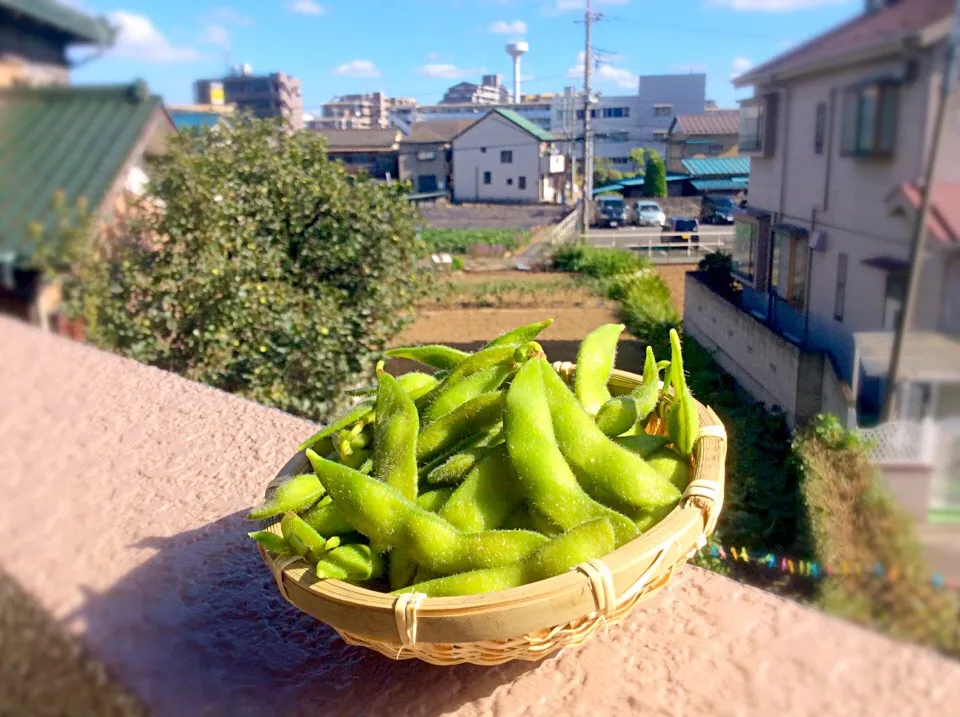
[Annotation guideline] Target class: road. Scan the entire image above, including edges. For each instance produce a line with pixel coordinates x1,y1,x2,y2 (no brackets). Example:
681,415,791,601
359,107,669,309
582,225,735,264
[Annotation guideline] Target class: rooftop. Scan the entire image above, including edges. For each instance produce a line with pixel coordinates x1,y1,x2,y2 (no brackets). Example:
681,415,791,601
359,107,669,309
311,128,401,151
735,0,953,87
168,110,229,132
401,120,477,144
486,108,555,142
0,82,168,264
0,0,115,45
888,181,960,244
670,110,740,138
680,157,751,177
2,316,959,713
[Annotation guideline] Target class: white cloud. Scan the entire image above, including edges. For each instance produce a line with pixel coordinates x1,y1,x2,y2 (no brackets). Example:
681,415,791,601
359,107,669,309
731,56,754,78
106,11,200,63
543,0,629,16
200,24,231,49
673,63,708,73
489,20,528,34
332,59,381,78
417,64,471,79
285,0,326,15
567,51,636,90
209,6,253,26
705,0,847,11
426,52,438,61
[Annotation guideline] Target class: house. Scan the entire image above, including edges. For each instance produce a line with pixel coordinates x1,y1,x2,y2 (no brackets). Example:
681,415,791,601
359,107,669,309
311,128,402,180
452,108,566,204
398,120,476,195
0,81,175,328
665,110,741,174
168,106,233,132
0,0,113,87
681,0,959,520
677,157,750,197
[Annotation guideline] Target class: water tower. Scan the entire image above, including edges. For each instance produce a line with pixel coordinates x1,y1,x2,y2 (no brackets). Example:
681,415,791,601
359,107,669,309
505,42,529,103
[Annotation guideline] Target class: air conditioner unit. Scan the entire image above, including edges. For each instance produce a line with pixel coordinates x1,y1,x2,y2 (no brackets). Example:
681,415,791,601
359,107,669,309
810,229,827,251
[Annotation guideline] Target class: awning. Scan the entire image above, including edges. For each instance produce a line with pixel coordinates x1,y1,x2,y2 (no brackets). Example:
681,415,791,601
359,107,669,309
691,178,749,191
862,256,909,272
854,331,960,382
593,184,623,196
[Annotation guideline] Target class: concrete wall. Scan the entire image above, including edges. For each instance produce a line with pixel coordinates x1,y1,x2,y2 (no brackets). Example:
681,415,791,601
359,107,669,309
822,356,857,427
878,464,934,522
398,142,450,192
452,113,542,203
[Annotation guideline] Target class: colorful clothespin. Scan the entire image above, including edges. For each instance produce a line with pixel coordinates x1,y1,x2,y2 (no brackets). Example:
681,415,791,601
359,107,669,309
874,562,884,577
787,560,795,574
730,547,739,561
811,563,820,578
933,574,944,589
740,547,749,563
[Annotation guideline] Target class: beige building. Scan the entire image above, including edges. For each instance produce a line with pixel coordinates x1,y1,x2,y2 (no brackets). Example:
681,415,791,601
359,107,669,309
452,109,565,204
195,67,304,132
312,92,416,130
398,120,476,194
665,110,741,175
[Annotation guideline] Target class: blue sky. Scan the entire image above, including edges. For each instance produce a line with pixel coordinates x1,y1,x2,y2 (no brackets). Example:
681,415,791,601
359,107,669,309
70,0,862,112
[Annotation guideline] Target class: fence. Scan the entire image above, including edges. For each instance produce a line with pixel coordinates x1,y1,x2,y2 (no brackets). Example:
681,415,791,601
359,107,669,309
539,204,582,246
859,420,938,465
582,229,734,264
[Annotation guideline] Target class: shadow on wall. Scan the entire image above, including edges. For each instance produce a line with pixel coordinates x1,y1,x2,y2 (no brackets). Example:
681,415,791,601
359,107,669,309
68,511,540,716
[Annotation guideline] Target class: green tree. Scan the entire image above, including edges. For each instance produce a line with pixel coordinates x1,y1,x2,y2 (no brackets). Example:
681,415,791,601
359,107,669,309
628,147,662,174
642,154,668,198
593,157,622,189
43,116,427,421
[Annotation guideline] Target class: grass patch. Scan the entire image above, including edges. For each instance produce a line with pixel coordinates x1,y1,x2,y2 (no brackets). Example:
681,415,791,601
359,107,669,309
421,228,531,255
422,277,593,310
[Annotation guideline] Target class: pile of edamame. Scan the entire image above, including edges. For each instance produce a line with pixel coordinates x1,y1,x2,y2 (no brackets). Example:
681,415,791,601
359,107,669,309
249,321,700,598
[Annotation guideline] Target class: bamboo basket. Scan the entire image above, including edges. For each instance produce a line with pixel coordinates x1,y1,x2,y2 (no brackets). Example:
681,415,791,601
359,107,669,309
258,363,726,666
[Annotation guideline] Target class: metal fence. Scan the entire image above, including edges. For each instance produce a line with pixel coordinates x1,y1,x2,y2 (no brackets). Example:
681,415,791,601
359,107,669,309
582,229,734,264
543,205,582,246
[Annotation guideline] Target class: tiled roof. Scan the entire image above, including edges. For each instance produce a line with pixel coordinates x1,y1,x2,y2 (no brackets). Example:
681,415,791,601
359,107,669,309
402,120,477,144
892,181,960,243
691,177,750,192
680,157,750,177
736,0,953,86
312,128,401,151
489,109,554,142
169,110,227,131
0,82,164,262
672,110,740,137
0,0,114,45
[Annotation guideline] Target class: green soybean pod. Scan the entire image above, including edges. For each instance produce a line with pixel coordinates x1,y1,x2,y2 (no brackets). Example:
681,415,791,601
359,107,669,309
646,448,691,492
299,497,355,536
416,391,505,464
315,544,385,581
438,446,523,533
384,345,471,371
424,446,487,486
595,396,639,437
248,474,325,521
338,447,372,472
416,487,456,513
421,363,513,425
630,346,663,425
482,318,554,349
248,530,292,555
529,507,563,538
504,359,638,547
612,434,672,458
500,504,534,531
346,371,439,399
280,512,333,564
414,344,517,412
373,370,420,500
626,503,677,532
666,329,699,458
542,360,682,510
574,323,624,416
298,399,375,451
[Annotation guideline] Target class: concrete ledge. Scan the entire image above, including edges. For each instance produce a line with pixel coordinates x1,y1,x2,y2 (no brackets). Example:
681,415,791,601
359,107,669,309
1,316,959,715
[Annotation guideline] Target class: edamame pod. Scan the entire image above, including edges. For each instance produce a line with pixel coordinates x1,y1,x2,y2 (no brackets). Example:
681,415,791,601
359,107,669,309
373,370,419,500
612,434,671,458
425,446,489,485
421,363,513,424
248,530,291,555
414,344,518,413
574,323,624,416
666,329,699,458
646,448,691,492
346,371,439,399
503,359,638,546
306,451,547,575
395,518,615,598
529,507,563,538
500,504,534,531
298,400,375,451
248,474,325,521
438,446,523,533
630,346,662,425
595,396,638,437
416,487,455,513
482,318,554,350
281,512,339,564
416,392,505,464
315,544,384,581
384,345,471,371
299,497,354,536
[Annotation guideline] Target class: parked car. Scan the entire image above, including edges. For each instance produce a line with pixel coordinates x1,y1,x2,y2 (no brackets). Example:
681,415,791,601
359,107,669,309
594,195,627,228
700,194,738,224
663,217,700,243
632,201,666,227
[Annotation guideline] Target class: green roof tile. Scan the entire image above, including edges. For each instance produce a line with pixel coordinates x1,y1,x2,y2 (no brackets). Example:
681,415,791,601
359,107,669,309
0,0,115,45
489,108,554,142
680,157,750,177
0,83,162,263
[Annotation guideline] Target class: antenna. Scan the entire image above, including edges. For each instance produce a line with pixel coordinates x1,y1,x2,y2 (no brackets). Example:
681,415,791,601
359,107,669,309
505,41,529,103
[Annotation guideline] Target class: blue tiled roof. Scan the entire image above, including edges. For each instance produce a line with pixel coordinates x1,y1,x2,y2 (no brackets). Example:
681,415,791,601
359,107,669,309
665,173,689,182
680,157,750,177
170,110,225,130
593,184,623,196
691,177,750,191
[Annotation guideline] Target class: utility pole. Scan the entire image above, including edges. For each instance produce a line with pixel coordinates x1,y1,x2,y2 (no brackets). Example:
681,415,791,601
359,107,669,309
580,0,598,238
882,3,959,420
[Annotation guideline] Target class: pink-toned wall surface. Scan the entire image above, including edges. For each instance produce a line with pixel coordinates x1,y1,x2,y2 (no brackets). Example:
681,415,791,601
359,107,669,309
1,316,959,716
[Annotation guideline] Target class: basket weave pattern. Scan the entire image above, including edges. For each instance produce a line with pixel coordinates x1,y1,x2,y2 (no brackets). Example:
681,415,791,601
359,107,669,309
259,364,726,666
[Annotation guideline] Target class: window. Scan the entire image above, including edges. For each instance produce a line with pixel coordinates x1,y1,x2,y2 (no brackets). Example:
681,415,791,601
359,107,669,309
884,273,906,330
483,171,492,185
654,104,672,117
834,253,847,321
653,130,668,141
739,94,777,155
501,150,513,164
507,178,513,186
602,107,628,119
480,147,487,153
771,228,810,309
518,176,527,190
840,81,898,158
416,150,437,162
814,102,827,155
732,220,758,282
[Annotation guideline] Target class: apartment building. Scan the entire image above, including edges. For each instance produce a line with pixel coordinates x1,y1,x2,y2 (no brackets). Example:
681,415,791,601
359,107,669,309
441,75,510,105
550,74,706,169
683,0,959,430
195,66,303,131
0,0,113,87
391,100,552,135
311,92,416,130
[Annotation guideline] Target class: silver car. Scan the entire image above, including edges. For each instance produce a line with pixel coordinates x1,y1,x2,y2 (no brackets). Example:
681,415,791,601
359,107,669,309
633,201,666,227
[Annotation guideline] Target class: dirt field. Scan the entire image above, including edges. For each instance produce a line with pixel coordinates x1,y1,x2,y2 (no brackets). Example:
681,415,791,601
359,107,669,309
655,264,692,314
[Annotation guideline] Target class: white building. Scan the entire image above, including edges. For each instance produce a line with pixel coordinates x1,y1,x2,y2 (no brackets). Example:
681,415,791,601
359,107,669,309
391,101,552,135
452,109,565,204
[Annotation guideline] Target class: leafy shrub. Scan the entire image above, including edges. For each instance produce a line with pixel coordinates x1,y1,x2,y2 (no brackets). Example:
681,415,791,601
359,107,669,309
451,256,465,271
47,116,427,422
697,251,742,302
421,228,530,254
551,245,650,278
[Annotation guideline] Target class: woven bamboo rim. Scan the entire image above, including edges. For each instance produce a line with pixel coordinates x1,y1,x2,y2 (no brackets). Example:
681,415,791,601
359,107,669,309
258,364,726,665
